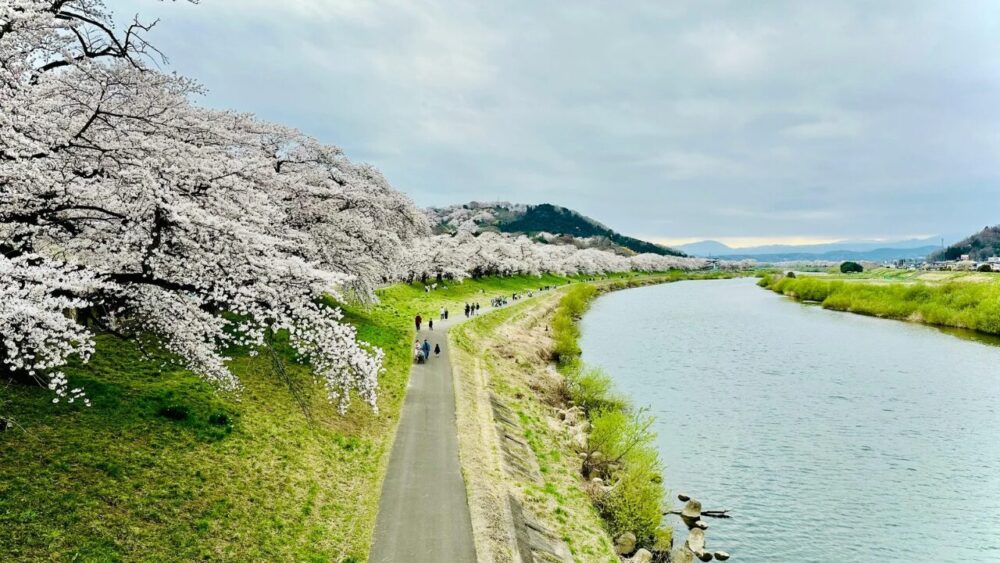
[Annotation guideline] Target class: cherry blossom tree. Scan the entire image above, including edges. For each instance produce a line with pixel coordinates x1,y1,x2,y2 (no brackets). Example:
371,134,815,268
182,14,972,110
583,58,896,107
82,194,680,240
401,231,708,282
1,0,425,411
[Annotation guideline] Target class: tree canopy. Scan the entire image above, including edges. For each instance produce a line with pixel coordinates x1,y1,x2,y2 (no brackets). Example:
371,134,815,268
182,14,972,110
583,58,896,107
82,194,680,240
840,261,864,274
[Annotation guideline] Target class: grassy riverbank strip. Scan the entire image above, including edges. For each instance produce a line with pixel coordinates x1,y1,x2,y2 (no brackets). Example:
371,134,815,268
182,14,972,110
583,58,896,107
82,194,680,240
759,273,1000,334
0,274,579,561
450,271,738,561
553,272,737,555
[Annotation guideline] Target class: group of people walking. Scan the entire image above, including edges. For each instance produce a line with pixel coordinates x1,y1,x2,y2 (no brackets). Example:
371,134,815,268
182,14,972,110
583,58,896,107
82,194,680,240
413,313,442,363
413,337,440,363
411,286,557,364
414,314,435,331
464,302,480,318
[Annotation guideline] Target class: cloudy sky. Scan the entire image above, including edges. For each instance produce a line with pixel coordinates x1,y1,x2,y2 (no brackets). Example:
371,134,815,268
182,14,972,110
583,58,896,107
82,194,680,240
106,0,1000,247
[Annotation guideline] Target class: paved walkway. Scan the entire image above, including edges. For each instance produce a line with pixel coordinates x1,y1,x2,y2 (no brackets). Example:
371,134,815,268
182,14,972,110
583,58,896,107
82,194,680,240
369,315,477,563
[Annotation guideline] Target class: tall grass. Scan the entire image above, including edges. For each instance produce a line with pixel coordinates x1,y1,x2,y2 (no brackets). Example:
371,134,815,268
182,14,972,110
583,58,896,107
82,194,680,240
551,283,598,368
759,274,1000,334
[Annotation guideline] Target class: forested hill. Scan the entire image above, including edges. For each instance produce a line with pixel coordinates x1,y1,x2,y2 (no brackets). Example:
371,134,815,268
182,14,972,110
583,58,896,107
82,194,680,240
428,202,685,256
930,225,1000,261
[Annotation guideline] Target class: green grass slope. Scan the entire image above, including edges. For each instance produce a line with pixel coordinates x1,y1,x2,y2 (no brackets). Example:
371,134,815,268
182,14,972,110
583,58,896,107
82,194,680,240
0,274,582,562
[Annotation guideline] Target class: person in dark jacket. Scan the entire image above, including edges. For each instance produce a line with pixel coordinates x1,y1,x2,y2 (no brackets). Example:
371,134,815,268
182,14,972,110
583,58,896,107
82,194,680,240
428,319,434,331
422,339,431,360
434,343,441,357
415,314,422,331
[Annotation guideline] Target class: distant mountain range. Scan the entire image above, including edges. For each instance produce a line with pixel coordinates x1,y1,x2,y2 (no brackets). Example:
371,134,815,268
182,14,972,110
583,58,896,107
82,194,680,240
428,202,685,257
678,237,947,262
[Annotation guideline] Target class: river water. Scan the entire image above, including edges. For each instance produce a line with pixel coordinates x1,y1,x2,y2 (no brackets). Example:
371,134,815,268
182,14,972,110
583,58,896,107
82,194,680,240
579,277,1000,562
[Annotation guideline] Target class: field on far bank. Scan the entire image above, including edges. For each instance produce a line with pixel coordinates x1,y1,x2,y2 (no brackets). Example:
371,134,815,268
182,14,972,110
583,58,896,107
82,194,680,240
809,267,1000,284
0,273,611,561
760,272,1000,336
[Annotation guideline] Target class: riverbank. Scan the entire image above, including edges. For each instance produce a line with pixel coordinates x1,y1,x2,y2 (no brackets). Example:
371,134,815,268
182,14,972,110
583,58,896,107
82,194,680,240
758,272,1000,335
449,272,738,562
0,273,587,561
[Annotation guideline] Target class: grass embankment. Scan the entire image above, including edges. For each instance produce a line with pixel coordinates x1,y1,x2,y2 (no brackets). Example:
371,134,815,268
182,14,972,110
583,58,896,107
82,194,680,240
0,274,576,562
829,267,998,284
759,273,1000,334
450,271,738,561
553,283,669,554
452,290,619,562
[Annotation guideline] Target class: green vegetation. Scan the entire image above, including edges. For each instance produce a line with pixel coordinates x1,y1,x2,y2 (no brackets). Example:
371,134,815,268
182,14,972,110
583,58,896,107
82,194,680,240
564,367,625,415
759,273,1000,334
548,270,746,550
0,328,391,562
840,261,864,274
551,281,669,551
499,204,685,256
432,201,685,256
587,407,664,542
551,283,599,366
0,273,582,561
449,290,621,561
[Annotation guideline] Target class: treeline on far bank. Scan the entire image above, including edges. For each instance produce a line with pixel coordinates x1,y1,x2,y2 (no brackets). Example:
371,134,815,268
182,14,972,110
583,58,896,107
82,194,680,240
759,273,1000,334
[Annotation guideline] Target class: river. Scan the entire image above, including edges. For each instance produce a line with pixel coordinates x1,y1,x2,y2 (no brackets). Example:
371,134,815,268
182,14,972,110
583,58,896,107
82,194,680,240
579,277,1000,562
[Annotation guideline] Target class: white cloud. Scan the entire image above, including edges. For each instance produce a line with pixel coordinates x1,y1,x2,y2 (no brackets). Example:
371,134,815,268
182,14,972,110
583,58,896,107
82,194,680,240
104,0,1000,241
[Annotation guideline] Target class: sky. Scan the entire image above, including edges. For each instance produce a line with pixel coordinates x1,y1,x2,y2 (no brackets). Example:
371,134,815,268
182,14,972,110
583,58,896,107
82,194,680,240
105,0,1000,247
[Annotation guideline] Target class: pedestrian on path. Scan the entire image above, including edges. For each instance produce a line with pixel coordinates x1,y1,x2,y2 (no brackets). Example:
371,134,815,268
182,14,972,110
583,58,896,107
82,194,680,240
444,309,449,320
440,307,445,320
415,314,422,331
422,339,431,360
434,343,441,357
429,319,434,331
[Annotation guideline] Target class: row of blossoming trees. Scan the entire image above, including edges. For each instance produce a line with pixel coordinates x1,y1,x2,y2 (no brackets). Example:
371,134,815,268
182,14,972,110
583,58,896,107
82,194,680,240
0,1,715,412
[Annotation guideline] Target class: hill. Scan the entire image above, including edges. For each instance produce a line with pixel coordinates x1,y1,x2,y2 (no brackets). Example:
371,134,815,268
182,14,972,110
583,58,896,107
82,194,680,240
428,202,684,256
930,225,1000,261
674,240,734,256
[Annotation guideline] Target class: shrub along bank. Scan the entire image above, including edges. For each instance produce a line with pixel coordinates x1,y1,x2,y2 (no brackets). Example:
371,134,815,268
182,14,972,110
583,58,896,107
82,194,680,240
759,273,1000,335
553,271,740,555
553,284,670,554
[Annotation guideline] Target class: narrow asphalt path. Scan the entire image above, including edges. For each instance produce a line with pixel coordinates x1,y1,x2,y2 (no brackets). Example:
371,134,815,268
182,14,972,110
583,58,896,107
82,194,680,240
369,314,477,563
